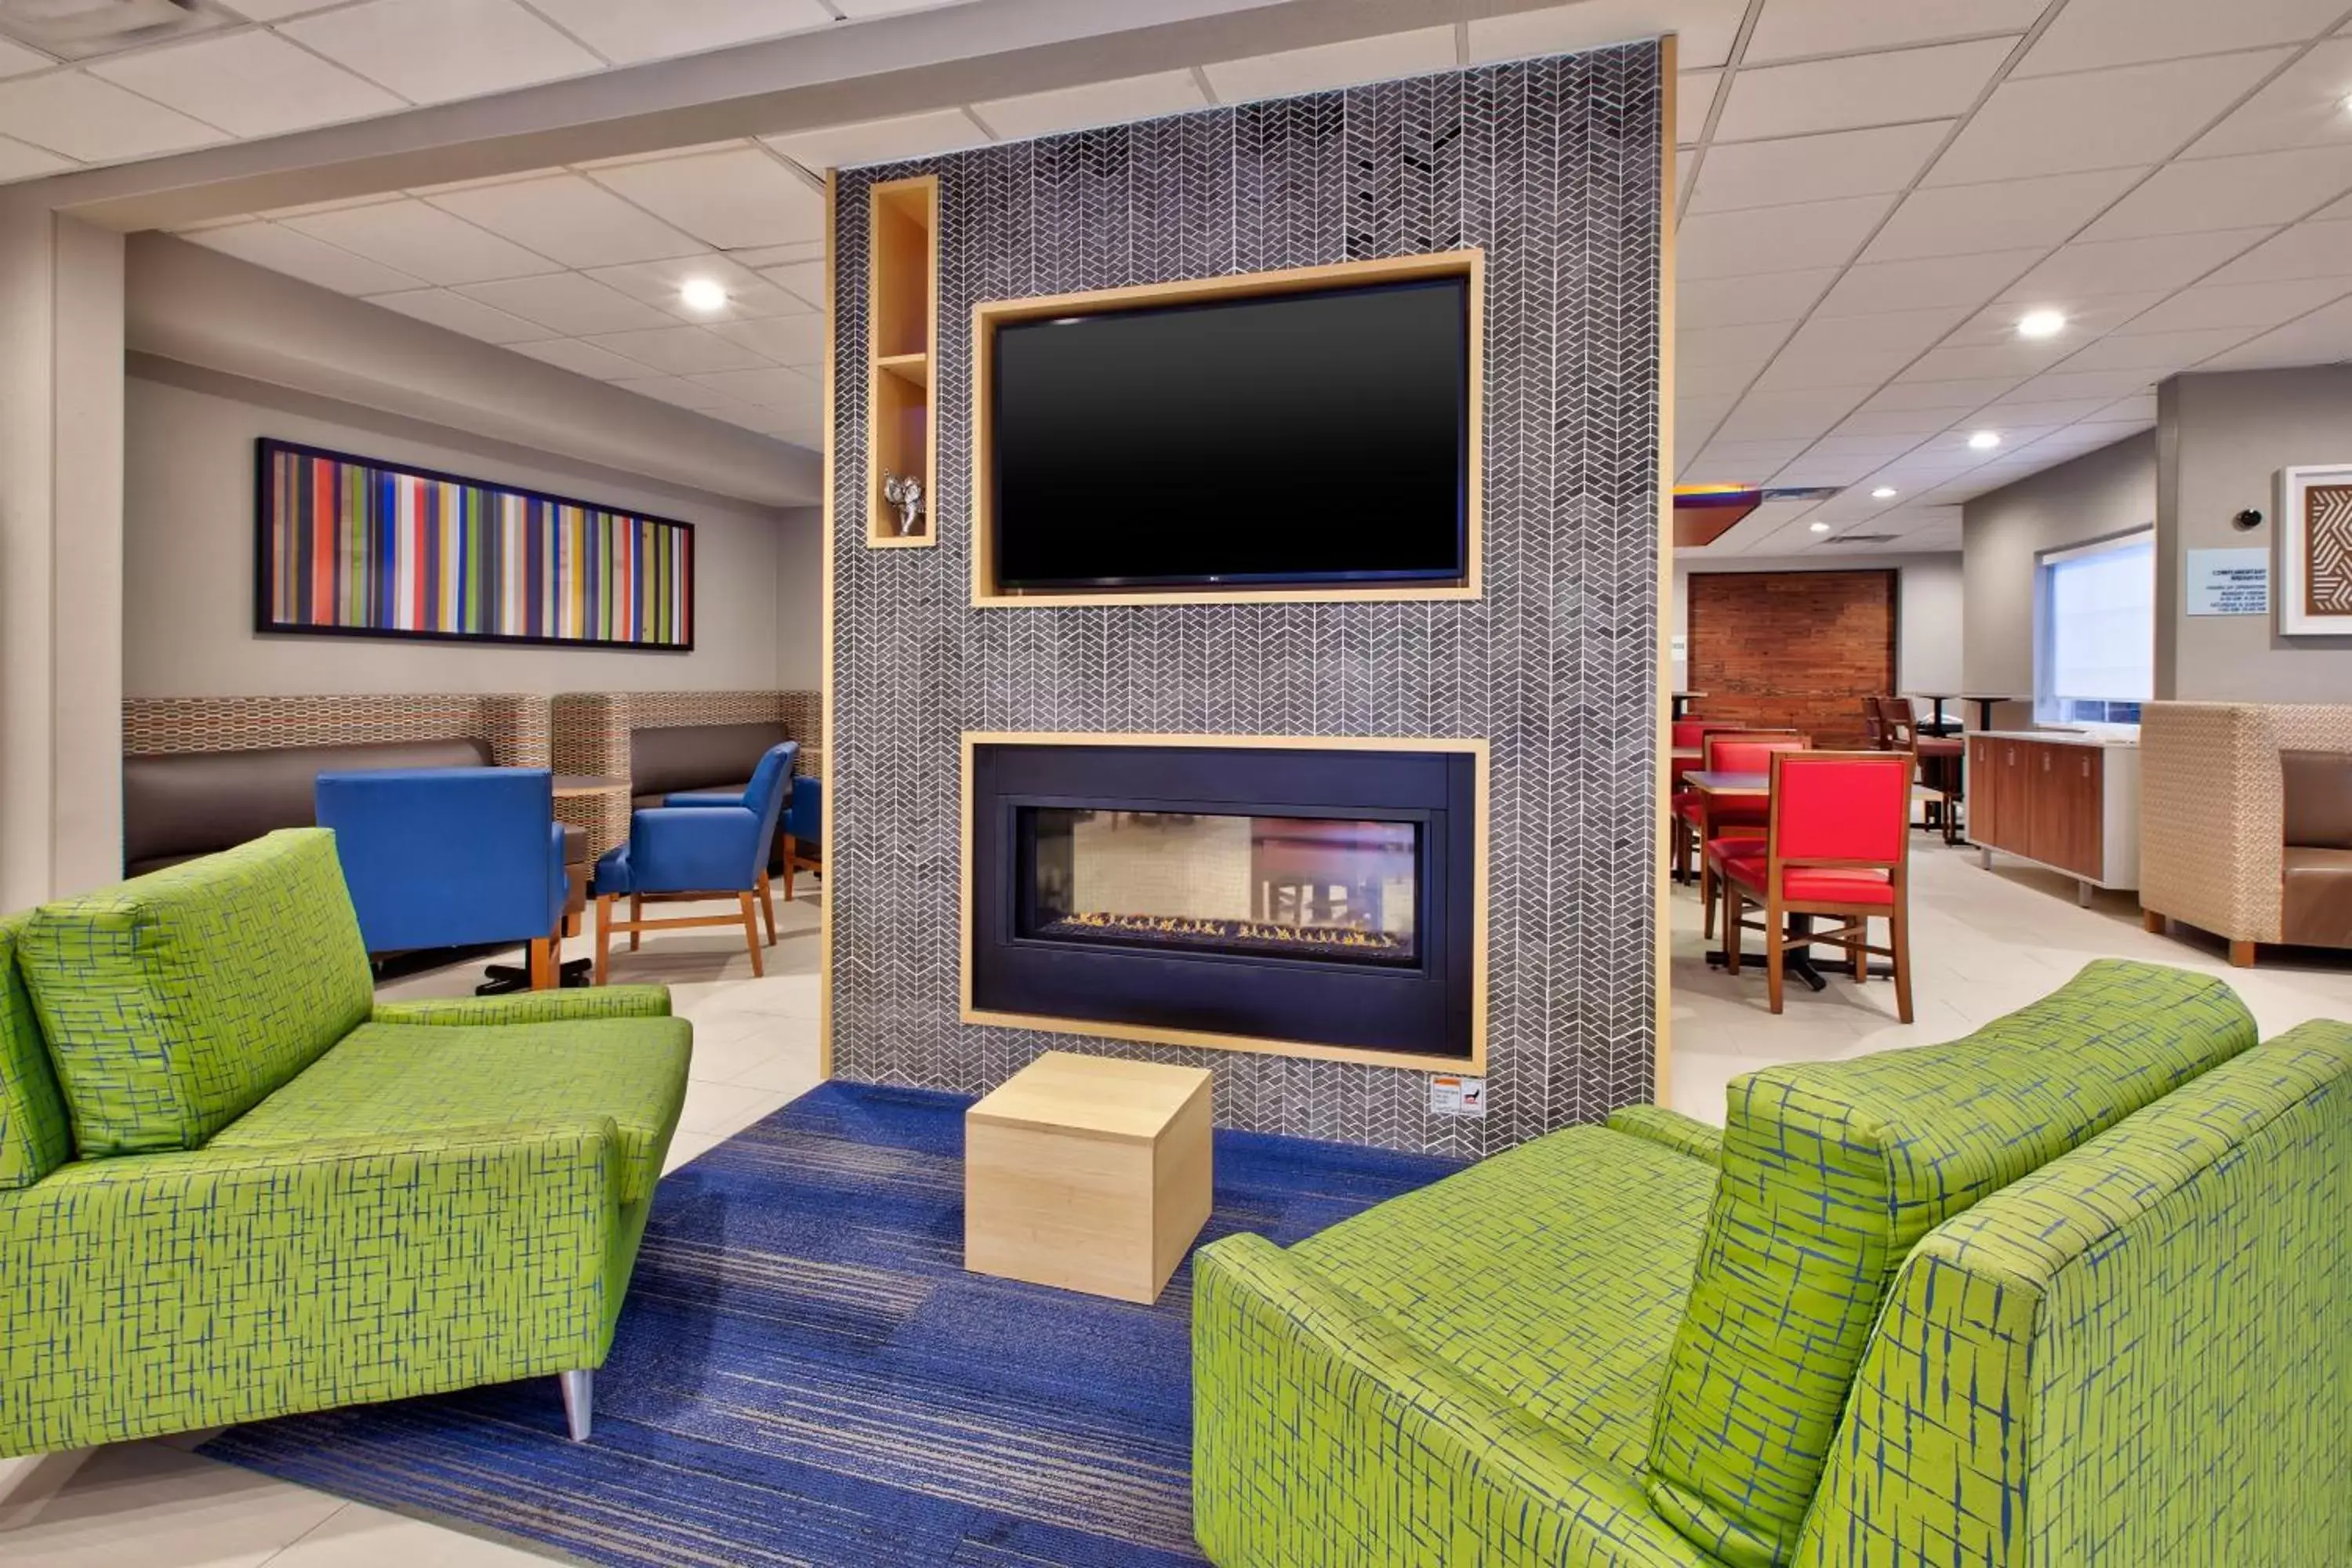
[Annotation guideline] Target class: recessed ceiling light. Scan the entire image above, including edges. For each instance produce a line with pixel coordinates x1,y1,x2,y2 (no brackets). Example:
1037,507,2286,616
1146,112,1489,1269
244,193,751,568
1809,521,1832,533
1968,430,2002,451
2341,91,2352,116
1871,486,1897,499
679,277,728,314
2016,309,2067,339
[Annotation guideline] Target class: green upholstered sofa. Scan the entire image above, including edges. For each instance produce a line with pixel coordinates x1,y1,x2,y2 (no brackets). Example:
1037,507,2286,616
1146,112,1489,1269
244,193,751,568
0,829,690,1457
1194,960,2352,1567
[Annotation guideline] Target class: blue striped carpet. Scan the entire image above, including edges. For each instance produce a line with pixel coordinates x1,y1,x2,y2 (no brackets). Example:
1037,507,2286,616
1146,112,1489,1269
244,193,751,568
201,1081,1463,1566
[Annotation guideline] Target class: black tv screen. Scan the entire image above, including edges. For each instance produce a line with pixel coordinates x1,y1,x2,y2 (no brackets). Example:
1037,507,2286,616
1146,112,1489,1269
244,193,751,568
989,276,1470,591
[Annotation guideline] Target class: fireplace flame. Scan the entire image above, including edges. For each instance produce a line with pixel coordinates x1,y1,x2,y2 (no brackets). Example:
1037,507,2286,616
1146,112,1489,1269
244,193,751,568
1055,909,1406,951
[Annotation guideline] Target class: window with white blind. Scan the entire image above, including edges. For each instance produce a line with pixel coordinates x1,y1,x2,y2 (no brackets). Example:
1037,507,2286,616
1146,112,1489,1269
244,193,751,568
2034,530,2154,727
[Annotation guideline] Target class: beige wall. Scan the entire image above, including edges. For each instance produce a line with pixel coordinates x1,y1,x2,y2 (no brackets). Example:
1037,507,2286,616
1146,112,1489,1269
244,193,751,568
125,367,821,698
1671,552,1963,705
1962,430,2157,702
2161,367,2352,701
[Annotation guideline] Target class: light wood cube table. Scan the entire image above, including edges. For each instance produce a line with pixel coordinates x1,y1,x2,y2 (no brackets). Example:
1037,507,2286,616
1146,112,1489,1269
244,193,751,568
964,1051,1214,1305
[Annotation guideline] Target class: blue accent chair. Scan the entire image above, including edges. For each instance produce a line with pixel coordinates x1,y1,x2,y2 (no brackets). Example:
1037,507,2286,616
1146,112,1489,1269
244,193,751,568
594,742,797,981
668,770,821,901
314,767,570,989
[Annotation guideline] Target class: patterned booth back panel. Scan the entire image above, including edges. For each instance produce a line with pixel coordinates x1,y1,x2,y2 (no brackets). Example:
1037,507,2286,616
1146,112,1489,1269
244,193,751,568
1645,959,2258,1568
20,830,375,1156
0,914,71,1189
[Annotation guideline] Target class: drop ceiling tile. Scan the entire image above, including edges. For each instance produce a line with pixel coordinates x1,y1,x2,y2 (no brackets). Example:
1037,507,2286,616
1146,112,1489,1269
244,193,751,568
974,71,1208,141
1998,229,2277,297
2017,0,2347,76
426,175,703,268
1863,376,2028,411
829,0,980,13
1744,0,2046,63
1689,122,1951,214
1679,192,1894,279
2117,276,2352,335
0,37,48,76
1678,71,1721,144
1200,26,1455,104
1713,38,2014,143
1468,0,1748,71
0,71,223,162
1682,359,1771,397
284,200,557,286
589,147,822,250
1836,408,1972,436
1970,395,2122,423
1681,321,1800,368
2094,394,2161,422
521,0,831,63
454,273,676,335
1714,386,1876,441
1941,292,2171,347
728,241,824,267
1865,168,2146,261
586,254,808,321
584,326,771,375
368,289,545,345
2058,325,2260,370
1811,249,2045,317
506,338,648,379
1900,339,2075,381
2064,418,2159,446
1752,308,1972,390
613,376,741,412
89,29,405,139
2187,37,2352,158
757,260,826,306
686,367,821,408
706,314,824,366
762,110,989,172
218,0,345,14
183,220,425,295
2206,220,2352,283
1692,438,1815,472
281,0,602,105
2005,367,2167,401
2082,147,2352,241
1926,51,2288,187
2187,296,2352,367
0,136,71,181
1679,269,1837,328
1804,432,1933,459
1768,455,1882,485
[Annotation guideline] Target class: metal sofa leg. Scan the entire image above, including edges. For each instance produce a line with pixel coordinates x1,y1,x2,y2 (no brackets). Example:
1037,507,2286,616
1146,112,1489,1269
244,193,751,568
559,1368,593,1442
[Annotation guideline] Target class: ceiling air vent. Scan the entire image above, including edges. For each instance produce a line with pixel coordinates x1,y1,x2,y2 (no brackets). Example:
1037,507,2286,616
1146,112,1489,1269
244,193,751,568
0,0,233,60
1824,532,1897,546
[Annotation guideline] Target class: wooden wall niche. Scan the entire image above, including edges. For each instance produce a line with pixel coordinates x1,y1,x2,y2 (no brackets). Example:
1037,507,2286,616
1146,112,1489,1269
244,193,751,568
867,176,938,549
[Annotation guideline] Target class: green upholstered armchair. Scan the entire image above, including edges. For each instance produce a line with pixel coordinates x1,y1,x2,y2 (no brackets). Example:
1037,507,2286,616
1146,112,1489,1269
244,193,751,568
1194,960,2352,1567
0,829,691,1457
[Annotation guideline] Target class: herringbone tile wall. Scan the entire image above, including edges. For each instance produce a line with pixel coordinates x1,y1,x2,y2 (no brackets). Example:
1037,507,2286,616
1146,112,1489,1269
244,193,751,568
828,43,1664,1156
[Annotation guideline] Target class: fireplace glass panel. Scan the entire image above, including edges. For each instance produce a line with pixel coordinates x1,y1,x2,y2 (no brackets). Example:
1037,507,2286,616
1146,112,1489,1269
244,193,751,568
1022,809,1420,965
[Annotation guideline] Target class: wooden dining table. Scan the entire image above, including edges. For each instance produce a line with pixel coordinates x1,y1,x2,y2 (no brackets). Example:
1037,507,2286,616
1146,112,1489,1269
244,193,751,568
1686,769,1888,993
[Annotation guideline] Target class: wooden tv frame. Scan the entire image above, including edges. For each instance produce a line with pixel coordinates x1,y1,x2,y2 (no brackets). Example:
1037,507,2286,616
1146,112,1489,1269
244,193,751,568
970,249,1485,608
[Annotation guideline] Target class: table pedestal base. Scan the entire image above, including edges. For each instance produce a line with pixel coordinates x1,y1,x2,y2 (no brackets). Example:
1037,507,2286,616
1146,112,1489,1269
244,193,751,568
477,956,593,995
1705,913,1894,993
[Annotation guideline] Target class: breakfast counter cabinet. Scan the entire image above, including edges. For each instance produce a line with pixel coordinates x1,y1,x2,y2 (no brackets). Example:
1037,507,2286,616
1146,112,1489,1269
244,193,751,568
1966,731,2140,905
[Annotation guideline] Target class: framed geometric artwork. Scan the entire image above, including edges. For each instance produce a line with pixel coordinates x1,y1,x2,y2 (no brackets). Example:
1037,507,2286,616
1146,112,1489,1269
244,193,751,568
2277,464,2352,637
254,437,695,651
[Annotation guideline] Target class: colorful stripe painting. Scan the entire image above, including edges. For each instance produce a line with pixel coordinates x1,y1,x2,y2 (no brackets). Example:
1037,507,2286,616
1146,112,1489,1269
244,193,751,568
255,438,694,651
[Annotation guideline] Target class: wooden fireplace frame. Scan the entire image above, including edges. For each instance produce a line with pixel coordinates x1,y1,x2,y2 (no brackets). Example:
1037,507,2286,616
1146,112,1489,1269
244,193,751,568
959,731,1489,1073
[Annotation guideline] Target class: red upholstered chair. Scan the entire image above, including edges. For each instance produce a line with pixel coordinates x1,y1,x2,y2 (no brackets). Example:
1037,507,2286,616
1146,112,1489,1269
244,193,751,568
1713,750,1914,1021
1690,731,1808,933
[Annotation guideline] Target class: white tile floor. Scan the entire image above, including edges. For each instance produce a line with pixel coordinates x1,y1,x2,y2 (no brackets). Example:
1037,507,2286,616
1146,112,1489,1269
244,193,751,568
13,840,2352,1563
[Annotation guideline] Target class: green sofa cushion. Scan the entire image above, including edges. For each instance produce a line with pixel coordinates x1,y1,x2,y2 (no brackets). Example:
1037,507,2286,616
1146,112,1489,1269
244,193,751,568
20,830,373,1157
1290,1121,1719,1472
1645,959,2259,1568
212,1014,693,1206
0,914,72,1189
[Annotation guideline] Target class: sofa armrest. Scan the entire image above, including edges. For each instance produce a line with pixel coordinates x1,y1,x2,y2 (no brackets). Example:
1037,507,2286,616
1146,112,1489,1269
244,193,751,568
0,1121,620,1457
1194,1233,1720,1568
372,985,672,1028
662,791,743,810
626,806,763,893
1605,1105,1721,1164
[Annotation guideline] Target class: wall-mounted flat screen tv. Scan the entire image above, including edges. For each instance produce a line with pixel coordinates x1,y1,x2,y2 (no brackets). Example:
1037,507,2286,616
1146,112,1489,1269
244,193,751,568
988,275,1471,592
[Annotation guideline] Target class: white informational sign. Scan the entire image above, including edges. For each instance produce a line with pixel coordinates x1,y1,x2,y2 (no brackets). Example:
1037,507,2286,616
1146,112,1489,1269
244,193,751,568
1428,1075,1486,1117
2187,547,2269,616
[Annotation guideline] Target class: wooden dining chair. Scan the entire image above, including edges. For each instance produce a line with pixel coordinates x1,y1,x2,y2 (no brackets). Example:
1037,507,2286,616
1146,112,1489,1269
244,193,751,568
1715,750,1913,1022
1689,730,1809,936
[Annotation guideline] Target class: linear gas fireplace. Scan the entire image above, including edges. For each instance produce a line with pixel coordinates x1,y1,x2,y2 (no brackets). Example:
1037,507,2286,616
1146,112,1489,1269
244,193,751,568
963,735,1485,1067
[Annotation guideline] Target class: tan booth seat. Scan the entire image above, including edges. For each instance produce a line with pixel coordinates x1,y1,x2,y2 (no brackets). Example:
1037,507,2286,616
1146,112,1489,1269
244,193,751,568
2140,701,2352,965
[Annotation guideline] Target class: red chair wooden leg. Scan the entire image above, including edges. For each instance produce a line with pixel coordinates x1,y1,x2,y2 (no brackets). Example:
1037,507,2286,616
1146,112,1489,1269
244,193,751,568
1724,884,1743,975
1765,901,1786,1014
1890,900,1914,1024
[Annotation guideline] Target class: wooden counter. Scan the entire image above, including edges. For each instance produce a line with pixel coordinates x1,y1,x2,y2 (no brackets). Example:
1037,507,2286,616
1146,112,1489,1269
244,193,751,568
1966,731,2140,902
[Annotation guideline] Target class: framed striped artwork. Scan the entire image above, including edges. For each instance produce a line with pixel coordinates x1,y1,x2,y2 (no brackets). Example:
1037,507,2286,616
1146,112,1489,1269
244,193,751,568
254,438,695,651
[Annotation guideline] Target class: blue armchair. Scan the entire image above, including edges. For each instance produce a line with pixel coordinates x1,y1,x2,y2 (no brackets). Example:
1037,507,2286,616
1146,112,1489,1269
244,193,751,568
593,742,797,981
667,770,821,902
314,767,569,989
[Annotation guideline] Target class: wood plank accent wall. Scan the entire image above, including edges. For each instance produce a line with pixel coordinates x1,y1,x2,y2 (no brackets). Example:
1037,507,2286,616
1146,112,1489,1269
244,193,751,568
1687,570,1896,749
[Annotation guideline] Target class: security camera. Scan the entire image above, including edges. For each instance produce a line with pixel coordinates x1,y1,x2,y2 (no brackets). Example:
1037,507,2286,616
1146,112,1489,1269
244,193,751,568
2233,509,2263,531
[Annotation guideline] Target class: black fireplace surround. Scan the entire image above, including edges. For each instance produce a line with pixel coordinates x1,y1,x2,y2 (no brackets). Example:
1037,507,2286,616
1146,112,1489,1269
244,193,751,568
967,741,1477,1061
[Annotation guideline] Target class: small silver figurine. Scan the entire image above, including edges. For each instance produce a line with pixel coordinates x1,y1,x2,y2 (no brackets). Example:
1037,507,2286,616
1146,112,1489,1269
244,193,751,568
883,473,925,537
